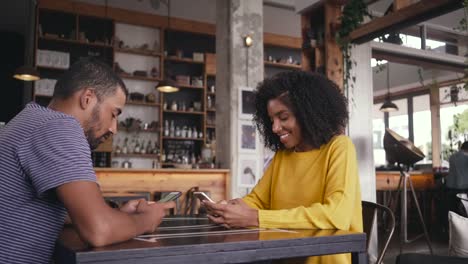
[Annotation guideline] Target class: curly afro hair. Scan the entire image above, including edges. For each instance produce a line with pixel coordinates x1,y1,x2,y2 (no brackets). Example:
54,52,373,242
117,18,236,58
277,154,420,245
253,71,348,151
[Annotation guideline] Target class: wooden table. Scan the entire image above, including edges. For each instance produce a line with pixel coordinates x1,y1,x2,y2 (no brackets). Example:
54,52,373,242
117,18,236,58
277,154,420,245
54,217,367,264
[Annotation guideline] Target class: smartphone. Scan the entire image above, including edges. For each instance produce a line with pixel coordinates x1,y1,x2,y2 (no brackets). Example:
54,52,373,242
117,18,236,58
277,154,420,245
193,191,214,203
157,191,182,203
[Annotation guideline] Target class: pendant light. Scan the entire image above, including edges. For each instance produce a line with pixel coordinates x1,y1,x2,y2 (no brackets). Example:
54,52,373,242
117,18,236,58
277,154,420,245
13,0,40,81
156,0,179,93
380,63,398,112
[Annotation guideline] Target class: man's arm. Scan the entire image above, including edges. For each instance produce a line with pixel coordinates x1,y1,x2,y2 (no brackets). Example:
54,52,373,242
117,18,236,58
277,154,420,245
57,181,173,247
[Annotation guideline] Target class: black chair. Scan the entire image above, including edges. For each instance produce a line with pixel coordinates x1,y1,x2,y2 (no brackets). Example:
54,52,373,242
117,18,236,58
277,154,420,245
362,201,395,264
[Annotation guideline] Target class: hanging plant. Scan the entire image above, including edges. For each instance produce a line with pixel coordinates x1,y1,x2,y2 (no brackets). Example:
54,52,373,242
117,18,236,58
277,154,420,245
336,0,370,97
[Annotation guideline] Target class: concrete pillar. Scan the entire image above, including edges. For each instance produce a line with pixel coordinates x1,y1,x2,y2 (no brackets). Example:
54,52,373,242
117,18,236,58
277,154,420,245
216,0,264,198
347,42,378,263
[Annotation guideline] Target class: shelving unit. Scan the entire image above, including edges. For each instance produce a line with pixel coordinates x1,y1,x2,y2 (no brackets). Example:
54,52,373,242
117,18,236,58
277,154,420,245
112,22,162,169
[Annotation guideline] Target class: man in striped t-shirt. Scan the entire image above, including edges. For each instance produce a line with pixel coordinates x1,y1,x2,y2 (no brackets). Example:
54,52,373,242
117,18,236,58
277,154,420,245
0,58,174,264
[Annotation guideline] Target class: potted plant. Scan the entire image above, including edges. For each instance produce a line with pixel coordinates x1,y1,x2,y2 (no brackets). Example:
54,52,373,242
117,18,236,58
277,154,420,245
336,0,370,96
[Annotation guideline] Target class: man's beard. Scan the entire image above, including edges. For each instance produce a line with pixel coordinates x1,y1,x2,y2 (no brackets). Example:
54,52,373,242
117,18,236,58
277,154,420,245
85,105,111,150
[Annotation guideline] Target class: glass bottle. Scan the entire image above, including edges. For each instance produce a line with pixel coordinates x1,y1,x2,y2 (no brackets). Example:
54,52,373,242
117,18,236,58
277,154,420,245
146,140,153,154
134,139,141,154
170,120,175,137
192,127,198,138
207,95,212,109
122,137,129,154
164,120,169,137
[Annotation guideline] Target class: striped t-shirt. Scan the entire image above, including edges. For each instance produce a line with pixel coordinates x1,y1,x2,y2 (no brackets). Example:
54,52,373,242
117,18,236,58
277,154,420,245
0,102,97,264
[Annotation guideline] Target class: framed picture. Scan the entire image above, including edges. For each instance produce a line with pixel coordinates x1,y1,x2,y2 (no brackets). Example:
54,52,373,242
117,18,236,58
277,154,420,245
238,86,255,120
238,120,258,153
238,155,260,188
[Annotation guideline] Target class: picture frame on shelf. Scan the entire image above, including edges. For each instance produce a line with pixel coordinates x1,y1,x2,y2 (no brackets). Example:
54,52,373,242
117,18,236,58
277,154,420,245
238,120,258,154
237,155,260,188
238,86,255,120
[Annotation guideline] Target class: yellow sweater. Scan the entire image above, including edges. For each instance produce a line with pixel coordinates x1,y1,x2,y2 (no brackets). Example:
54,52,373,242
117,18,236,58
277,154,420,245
243,135,363,264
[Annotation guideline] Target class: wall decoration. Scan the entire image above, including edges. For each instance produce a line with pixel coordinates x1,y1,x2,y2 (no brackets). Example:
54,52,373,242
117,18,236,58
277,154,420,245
238,120,258,153
238,155,259,188
238,86,255,120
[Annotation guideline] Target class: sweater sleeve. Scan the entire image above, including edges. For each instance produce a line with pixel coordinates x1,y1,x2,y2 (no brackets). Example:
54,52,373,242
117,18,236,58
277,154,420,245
258,138,360,230
242,153,276,210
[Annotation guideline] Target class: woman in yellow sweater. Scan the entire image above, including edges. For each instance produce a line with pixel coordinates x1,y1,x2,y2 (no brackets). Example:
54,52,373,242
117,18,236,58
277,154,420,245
204,71,363,264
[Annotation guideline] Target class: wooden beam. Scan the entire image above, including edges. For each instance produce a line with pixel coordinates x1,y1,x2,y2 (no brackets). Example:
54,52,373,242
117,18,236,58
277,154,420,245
349,0,463,44
301,14,312,71
325,2,343,89
430,84,441,167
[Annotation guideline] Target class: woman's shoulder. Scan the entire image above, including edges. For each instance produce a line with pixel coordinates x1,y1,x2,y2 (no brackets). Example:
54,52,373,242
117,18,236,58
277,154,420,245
328,134,352,145
325,135,355,151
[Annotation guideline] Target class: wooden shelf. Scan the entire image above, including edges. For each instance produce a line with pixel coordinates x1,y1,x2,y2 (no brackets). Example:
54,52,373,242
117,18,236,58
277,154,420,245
163,137,204,141
118,127,159,133
126,100,160,107
264,61,302,69
37,65,68,71
39,36,113,48
207,92,216,96
206,125,216,128
113,153,159,159
163,110,204,115
115,47,162,57
119,74,161,82
207,109,216,112
165,57,204,64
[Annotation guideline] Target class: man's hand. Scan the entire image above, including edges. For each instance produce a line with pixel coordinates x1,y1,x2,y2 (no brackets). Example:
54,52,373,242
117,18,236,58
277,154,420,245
119,199,146,214
203,199,258,228
136,201,176,233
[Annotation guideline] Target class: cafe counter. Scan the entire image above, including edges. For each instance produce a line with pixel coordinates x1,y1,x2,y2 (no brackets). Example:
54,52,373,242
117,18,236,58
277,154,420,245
95,168,230,203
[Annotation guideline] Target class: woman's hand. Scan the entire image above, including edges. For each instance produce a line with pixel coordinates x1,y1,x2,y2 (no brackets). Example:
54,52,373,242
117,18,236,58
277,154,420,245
203,198,259,228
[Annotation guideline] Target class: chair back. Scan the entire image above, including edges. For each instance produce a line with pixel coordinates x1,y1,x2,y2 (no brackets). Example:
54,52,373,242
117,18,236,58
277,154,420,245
456,193,468,217
362,200,395,264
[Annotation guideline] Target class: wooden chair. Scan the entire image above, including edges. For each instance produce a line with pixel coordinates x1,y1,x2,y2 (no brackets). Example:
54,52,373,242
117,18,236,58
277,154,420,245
362,200,395,264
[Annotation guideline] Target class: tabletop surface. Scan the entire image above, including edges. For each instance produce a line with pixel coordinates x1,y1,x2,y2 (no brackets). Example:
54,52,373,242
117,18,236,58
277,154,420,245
56,217,367,264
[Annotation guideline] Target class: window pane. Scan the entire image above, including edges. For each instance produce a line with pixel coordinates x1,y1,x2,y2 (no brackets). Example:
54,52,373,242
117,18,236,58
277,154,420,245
440,101,468,164
413,94,431,163
373,104,386,166
389,98,409,139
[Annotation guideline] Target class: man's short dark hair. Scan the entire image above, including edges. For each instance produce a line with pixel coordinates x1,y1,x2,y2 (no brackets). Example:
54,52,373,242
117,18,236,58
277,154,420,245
53,57,127,101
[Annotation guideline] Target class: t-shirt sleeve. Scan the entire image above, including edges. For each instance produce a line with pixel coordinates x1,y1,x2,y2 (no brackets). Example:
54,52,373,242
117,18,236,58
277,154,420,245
17,117,97,197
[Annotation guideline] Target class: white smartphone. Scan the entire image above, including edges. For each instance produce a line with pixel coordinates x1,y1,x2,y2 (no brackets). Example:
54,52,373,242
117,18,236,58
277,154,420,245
157,191,182,203
193,191,214,203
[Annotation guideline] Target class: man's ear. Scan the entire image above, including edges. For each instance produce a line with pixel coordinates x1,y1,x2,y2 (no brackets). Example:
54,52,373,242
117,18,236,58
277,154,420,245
79,88,96,110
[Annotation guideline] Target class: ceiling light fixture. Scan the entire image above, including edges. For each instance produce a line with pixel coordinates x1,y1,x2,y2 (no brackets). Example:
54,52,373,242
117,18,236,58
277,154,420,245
13,0,40,81
380,63,398,112
155,0,179,93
